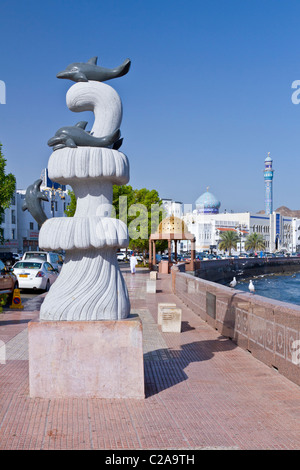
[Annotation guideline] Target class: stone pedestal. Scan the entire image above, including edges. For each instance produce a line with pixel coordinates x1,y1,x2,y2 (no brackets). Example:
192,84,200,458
146,279,156,293
28,316,144,399
157,303,177,325
161,307,182,333
159,260,169,274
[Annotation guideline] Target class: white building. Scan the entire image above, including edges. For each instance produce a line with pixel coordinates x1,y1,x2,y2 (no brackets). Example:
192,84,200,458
183,210,272,253
163,188,299,255
293,218,300,252
161,199,183,218
269,212,295,253
0,192,18,253
0,169,71,254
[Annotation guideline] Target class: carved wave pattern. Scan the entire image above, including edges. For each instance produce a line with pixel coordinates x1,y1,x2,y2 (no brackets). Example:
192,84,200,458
40,249,130,321
39,217,129,251
48,147,129,185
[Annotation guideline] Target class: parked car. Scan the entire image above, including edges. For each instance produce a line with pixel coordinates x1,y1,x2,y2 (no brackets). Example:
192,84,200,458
0,252,18,266
0,259,18,302
116,251,128,262
12,259,59,291
22,251,63,272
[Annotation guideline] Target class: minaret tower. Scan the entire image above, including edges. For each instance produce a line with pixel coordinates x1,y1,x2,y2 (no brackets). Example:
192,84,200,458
264,152,274,215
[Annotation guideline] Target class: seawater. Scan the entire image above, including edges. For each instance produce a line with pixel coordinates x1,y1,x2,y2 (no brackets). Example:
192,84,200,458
235,271,300,306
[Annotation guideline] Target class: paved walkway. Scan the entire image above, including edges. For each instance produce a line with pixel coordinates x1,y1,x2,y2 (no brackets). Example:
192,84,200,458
0,266,299,450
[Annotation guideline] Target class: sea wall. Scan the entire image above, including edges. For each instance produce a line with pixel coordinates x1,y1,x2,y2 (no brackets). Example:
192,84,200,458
171,266,300,387
194,257,300,284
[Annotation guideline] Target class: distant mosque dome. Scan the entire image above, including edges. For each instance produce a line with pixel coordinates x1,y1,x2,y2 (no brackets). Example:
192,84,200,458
196,188,221,214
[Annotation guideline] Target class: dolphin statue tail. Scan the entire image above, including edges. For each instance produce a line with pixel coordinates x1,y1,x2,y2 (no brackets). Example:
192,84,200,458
111,58,131,79
112,138,123,150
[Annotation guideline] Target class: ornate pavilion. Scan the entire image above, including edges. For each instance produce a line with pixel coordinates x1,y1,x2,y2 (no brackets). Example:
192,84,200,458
149,215,196,272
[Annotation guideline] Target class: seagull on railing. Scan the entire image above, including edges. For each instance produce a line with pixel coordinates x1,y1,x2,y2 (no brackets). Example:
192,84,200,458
249,280,255,293
229,277,237,288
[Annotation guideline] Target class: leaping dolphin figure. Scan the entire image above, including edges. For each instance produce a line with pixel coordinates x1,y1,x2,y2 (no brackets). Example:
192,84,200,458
47,121,122,151
56,57,131,83
22,179,49,227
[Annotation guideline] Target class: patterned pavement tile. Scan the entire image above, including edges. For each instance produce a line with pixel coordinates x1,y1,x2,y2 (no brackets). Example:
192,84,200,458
0,266,299,450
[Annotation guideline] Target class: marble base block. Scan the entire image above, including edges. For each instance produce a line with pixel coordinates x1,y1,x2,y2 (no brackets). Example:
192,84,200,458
157,303,177,325
146,279,156,293
28,317,144,399
161,308,182,333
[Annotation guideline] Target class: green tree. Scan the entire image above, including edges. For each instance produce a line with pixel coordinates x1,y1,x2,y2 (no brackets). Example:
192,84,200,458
64,189,77,217
0,143,16,243
244,232,265,252
65,184,167,256
218,230,240,255
113,185,167,254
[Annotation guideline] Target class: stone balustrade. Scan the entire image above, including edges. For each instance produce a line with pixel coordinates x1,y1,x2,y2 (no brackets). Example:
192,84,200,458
171,266,300,387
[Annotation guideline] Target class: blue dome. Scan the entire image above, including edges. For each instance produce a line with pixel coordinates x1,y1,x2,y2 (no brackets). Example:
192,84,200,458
265,153,272,162
196,190,221,214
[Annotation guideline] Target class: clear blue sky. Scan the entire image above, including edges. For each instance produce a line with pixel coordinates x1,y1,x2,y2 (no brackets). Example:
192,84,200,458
0,0,300,213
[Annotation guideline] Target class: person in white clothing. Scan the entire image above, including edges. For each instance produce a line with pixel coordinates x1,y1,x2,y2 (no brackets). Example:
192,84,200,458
130,252,138,274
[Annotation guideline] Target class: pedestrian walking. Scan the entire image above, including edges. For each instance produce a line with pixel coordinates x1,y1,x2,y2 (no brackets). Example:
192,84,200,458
130,252,138,274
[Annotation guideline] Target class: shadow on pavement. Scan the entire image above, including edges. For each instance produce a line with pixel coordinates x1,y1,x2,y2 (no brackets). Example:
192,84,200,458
144,336,236,398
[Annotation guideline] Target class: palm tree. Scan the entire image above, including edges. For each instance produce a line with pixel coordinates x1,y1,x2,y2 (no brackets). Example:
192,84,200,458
218,230,240,255
244,232,265,252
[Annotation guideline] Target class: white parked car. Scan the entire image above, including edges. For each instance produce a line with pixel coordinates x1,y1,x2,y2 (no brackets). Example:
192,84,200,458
22,251,63,272
13,259,59,291
116,252,128,261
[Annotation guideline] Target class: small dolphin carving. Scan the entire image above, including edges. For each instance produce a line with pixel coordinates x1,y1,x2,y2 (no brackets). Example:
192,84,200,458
22,179,49,227
56,56,131,83
47,121,122,151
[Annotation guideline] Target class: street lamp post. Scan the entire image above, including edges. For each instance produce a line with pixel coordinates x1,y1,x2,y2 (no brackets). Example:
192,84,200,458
215,230,219,253
235,224,247,254
47,186,65,218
